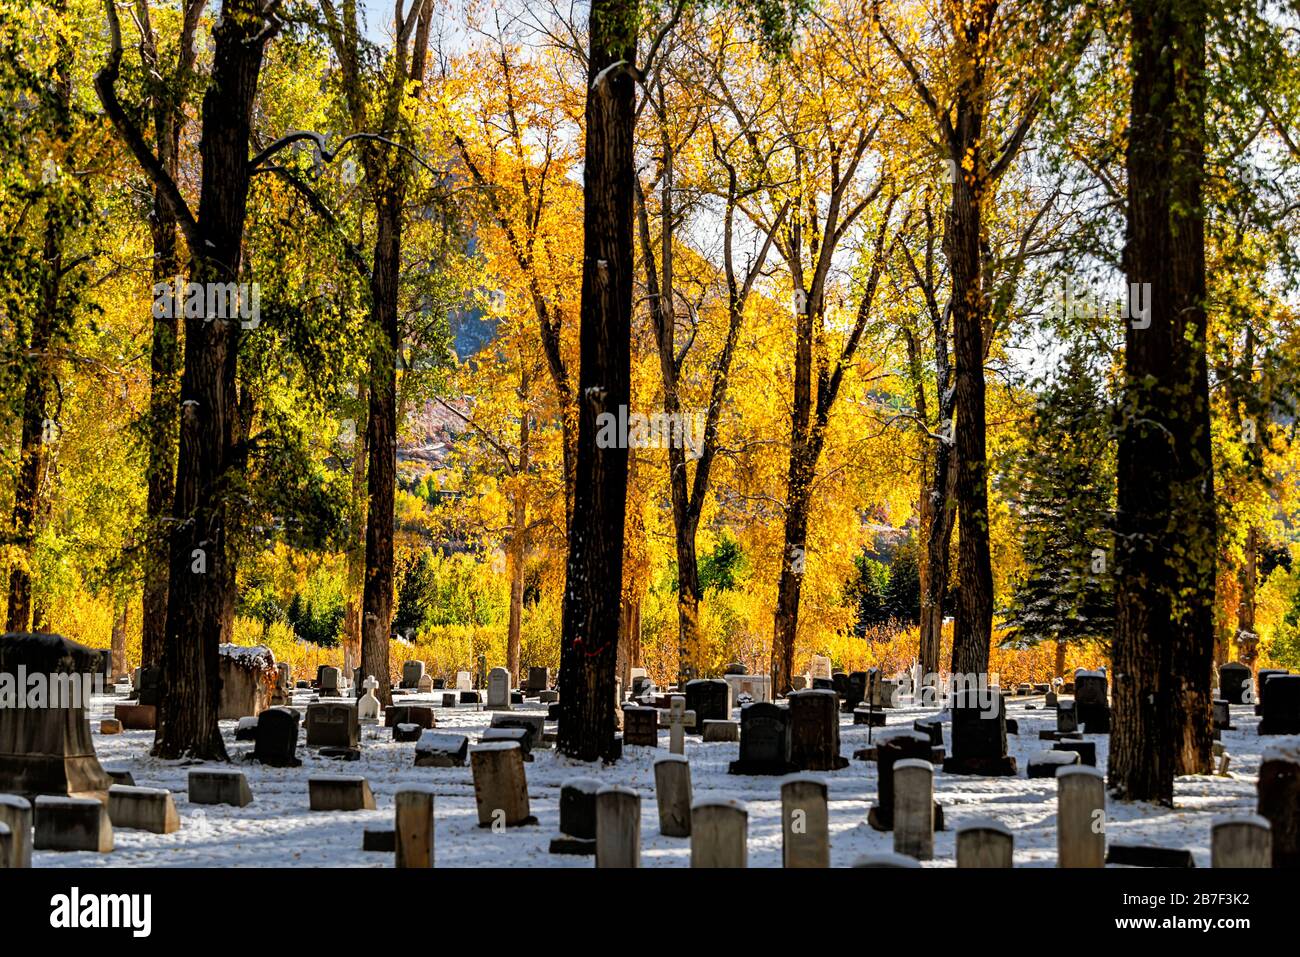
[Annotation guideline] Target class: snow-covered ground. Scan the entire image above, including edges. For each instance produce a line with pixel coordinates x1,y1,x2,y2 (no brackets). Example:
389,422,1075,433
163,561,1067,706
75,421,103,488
37,691,1276,868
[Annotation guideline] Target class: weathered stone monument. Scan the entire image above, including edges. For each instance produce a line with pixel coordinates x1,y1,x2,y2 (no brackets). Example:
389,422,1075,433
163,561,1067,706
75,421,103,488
729,702,795,775
942,689,1017,776
217,644,275,720
788,689,848,771
0,632,113,799
1217,662,1251,705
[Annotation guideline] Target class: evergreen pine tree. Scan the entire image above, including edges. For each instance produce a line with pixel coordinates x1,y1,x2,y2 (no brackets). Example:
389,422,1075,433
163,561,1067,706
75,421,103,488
1003,343,1116,649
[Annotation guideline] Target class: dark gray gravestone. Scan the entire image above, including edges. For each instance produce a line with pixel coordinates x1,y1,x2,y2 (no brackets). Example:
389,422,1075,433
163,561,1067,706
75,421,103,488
1258,675,1300,735
789,689,848,771
622,706,658,747
135,665,161,707
1105,844,1195,868
0,633,113,799
812,677,834,691
413,732,468,767
384,705,435,730
868,730,943,831
1057,699,1079,734
831,672,850,703
684,679,730,733
305,701,359,749
318,666,342,698
843,671,868,713
1073,671,1109,732
549,778,599,855
526,667,550,695
1212,699,1233,731
1256,670,1290,715
1218,663,1250,705
252,706,301,767
400,660,426,690
728,702,795,775
1053,738,1097,767
942,690,1017,776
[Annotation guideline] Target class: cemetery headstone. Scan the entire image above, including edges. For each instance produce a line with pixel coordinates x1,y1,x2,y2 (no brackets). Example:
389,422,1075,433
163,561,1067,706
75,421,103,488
684,679,731,732
386,704,436,731
1256,741,1300,867
401,660,426,690
252,706,301,767
702,719,739,742
394,787,435,868
1255,669,1289,714
1073,670,1110,733
0,795,32,868
942,689,1017,776
729,702,795,775
217,644,275,719
470,742,535,827
413,732,469,768
0,632,112,799
486,667,512,711
1028,749,1080,778
1218,662,1251,705
1257,674,1300,735
893,759,934,860
869,729,943,831
318,666,342,698
654,755,691,837
956,818,1013,868
489,713,546,750
1211,815,1271,868
549,778,599,855
33,796,112,852
188,768,253,807
107,785,180,834
842,671,868,712
358,675,381,725
663,695,695,755
596,786,640,868
788,689,848,771
781,775,829,868
691,798,747,868
308,775,376,811
1057,765,1105,867
527,667,550,695
622,706,659,747
305,701,359,749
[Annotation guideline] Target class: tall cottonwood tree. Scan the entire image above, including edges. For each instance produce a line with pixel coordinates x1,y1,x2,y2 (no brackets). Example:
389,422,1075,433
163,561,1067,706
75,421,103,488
878,0,1091,677
1110,0,1215,802
557,0,640,761
97,0,282,758
637,27,787,683
310,0,436,707
132,0,205,669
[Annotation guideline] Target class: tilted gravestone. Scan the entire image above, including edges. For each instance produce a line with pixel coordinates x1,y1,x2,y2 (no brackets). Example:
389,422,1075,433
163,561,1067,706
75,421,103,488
0,632,113,799
728,702,795,775
1218,662,1251,705
789,689,848,771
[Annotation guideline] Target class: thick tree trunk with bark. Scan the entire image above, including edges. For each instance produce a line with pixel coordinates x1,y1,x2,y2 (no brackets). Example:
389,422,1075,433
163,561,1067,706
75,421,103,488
506,397,529,684
343,380,368,674
946,95,994,679
1111,0,1215,803
1237,525,1258,666
360,200,402,707
557,0,637,762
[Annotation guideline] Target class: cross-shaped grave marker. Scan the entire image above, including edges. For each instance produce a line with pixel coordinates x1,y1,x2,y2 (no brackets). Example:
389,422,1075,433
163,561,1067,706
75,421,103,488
358,675,380,725
657,695,696,755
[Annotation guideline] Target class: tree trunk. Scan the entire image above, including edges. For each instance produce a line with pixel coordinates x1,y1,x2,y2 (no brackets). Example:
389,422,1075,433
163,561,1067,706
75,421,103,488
946,95,994,679
1237,525,1258,667
110,602,128,677
1055,640,1067,682
360,199,402,708
343,379,368,675
149,1,270,760
506,393,530,684
557,0,637,762
141,182,181,668
5,214,59,633
772,467,813,694
1111,0,1214,803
